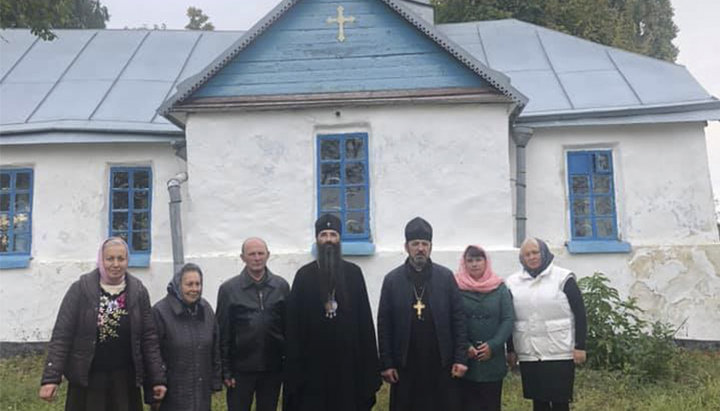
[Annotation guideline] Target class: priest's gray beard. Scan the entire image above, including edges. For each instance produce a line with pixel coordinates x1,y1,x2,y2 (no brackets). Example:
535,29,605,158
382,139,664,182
317,241,342,298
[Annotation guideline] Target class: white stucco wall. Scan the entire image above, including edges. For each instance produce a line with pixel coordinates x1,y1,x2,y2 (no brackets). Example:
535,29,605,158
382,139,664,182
520,122,720,341
0,143,184,341
182,103,515,256
525,122,719,245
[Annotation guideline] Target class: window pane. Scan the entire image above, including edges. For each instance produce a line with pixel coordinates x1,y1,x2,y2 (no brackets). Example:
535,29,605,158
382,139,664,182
112,231,129,244
112,172,129,189
593,175,611,194
320,139,340,160
13,234,29,252
345,162,365,184
112,191,129,209
346,186,366,209
132,212,149,230
0,194,9,212
594,196,614,216
13,213,30,231
573,218,592,237
0,174,10,191
320,187,341,211
132,232,150,252
597,218,615,237
572,198,590,216
571,176,589,194
0,214,8,231
321,163,341,185
15,173,31,190
133,170,150,189
133,191,149,210
0,232,7,252
346,211,366,234
15,193,30,212
112,212,128,231
594,153,611,172
345,137,365,160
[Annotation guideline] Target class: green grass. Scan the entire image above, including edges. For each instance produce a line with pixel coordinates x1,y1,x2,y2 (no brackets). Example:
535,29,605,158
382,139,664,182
2,350,719,410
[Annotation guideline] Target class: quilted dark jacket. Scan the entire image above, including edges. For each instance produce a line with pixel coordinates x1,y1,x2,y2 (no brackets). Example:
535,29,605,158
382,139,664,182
41,269,166,388
151,294,222,410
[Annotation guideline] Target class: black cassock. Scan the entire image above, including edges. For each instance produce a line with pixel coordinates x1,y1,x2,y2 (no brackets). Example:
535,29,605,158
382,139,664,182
284,260,381,411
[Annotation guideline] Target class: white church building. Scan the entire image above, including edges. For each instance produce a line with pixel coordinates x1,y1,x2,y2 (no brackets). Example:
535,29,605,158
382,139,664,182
1,0,719,345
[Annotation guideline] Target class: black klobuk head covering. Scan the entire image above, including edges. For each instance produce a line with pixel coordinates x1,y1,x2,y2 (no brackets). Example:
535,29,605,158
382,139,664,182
405,217,433,242
315,214,342,236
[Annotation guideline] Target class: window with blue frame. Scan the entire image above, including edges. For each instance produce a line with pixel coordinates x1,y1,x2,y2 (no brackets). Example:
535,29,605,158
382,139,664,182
0,169,33,269
109,167,152,266
317,133,372,250
567,150,630,253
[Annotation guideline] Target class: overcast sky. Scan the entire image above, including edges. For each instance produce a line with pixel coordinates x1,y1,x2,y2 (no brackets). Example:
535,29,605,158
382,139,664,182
102,0,720,206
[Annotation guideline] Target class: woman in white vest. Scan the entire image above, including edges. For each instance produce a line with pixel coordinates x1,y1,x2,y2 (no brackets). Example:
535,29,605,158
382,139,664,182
505,238,587,411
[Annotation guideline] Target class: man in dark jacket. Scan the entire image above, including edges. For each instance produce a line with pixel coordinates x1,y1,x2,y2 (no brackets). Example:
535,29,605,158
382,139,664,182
216,237,290,411
284,214,381,411
377,217,468,411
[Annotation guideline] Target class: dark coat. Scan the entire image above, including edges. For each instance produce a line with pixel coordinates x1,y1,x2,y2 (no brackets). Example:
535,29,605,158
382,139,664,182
284,260,381,411
152,294,222,411
216,268,290,377
41,269,166,388
377,261,467,370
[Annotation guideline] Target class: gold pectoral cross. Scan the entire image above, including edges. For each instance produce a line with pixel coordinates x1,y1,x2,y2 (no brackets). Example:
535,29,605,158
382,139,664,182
413,299,426,319
326,5,355,42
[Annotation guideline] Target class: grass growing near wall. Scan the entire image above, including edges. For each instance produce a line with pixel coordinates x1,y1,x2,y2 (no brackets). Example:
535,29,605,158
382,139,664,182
2,350,719,410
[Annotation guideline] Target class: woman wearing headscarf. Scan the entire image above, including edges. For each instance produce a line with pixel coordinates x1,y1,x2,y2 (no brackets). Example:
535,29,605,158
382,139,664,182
149,263,222,410
455,245,514,411
39,237,166,410
505,238,587,411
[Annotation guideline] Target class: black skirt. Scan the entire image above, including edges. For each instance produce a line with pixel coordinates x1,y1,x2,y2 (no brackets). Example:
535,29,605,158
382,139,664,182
519,360,575,402
65,368,143,411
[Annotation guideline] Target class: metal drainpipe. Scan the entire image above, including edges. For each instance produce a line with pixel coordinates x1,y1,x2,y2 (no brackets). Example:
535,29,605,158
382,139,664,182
511,126,533,247
167,172,189,275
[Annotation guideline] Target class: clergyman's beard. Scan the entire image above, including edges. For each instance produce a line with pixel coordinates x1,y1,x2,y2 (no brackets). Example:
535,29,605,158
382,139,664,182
318,241,342,296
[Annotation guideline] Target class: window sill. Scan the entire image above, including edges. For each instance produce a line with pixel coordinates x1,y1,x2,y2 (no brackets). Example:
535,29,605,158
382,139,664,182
129,253,151,267
566,240,631,254
311,241,375,256
0,254,31,269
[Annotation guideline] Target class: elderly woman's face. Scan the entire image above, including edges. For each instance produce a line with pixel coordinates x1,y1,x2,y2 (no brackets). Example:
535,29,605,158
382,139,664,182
103,243,128,282
521,242,542,270
180,270,202,305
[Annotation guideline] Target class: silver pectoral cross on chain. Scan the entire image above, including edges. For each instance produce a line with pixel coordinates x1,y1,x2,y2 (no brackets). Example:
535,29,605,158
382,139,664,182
326,5,355,42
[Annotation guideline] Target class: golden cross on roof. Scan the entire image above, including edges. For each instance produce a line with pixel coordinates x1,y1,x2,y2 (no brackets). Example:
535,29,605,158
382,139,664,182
326,5,355,42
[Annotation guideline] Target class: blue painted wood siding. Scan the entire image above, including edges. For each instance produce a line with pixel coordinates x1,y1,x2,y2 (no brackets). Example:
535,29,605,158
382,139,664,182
194,0,486,97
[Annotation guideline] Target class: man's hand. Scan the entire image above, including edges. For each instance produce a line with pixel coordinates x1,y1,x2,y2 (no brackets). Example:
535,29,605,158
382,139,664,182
224,378,236,388
38,384,58,402
152,385,167,400
450,363,468,378
381,368,399,384
573,349,587,365
467,345,479,359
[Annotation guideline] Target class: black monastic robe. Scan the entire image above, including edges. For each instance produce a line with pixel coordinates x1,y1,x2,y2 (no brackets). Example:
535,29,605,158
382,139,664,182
284,260,381,411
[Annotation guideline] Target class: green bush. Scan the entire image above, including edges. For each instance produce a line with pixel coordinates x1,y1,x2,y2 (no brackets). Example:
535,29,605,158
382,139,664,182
578,272,678,382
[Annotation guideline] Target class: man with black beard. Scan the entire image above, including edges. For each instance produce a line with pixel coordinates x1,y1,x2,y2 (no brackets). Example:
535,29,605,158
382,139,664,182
283,214,380,411
378,217,468,411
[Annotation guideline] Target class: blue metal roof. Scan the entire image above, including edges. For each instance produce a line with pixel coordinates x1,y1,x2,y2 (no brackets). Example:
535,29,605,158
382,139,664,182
0,29,241,141
1,18,718,142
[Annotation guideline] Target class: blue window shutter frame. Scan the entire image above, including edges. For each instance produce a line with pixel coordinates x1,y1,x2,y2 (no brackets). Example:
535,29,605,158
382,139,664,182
0,169,33,269
566,150,631,254
109,167,152,267
316,133,373,255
